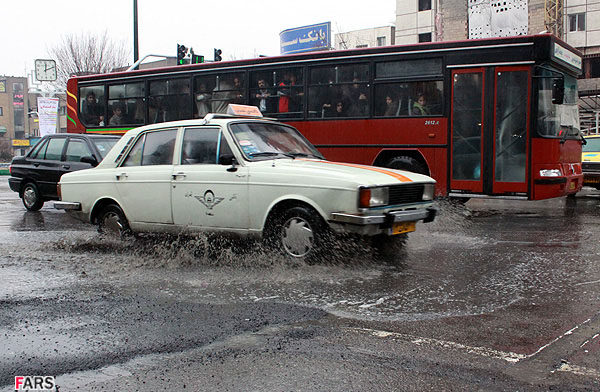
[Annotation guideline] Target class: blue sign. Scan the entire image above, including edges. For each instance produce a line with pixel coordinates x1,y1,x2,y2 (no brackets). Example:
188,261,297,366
280,22,331,55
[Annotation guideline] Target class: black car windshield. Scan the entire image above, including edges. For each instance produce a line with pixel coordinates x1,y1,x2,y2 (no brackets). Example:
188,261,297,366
93,138,120,159
230,122,324,160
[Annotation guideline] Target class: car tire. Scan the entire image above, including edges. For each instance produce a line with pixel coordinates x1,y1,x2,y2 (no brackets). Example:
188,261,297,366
97,204,132,238
386,156,428,175
266,205,330,262
21,182,44,211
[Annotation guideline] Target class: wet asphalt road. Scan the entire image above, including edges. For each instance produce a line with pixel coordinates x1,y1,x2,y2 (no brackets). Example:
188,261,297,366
0,177,599,391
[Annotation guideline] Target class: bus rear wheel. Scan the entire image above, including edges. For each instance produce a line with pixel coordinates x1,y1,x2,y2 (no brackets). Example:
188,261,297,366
386,156,428,175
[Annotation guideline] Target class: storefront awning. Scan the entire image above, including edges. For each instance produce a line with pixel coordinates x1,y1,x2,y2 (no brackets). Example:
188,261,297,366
0,126,6,134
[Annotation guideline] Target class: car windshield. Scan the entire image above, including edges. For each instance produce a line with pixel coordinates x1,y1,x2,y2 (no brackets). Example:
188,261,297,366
583,137,600,152
93,138,120,159
230,122,324,160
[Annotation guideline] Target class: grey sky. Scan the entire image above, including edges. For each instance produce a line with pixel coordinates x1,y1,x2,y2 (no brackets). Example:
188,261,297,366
1,1,396,78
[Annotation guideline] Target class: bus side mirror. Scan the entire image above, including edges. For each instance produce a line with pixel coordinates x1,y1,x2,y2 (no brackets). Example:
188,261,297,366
552,78,564,105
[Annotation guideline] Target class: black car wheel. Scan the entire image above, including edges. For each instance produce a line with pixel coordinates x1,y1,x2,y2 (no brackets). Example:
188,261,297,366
21,182,44,211
97,204,132,238
266,205,329,261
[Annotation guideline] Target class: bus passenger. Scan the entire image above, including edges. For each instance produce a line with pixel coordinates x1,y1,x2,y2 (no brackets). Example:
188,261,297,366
195,83,211,118
109,103,124,125
413,93,430,116
345,78,368,117
82,92,103,125
384,96,399,117
254,79,275,114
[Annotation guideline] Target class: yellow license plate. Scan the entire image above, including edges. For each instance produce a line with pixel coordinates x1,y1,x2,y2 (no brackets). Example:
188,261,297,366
390,221,416,235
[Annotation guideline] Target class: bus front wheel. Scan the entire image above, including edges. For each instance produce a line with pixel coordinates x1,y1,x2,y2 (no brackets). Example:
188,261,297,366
386,156,428,175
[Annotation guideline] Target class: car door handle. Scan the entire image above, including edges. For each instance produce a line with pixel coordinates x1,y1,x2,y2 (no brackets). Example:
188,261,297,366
62,165,70,170
172,172,186,179
116,173,128,180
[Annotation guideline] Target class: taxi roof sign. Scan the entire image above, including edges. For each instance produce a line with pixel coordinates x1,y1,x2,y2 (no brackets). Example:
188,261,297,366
227,104,263,117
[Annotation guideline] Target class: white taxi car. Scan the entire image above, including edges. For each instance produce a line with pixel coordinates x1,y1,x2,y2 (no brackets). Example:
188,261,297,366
55,107,437,260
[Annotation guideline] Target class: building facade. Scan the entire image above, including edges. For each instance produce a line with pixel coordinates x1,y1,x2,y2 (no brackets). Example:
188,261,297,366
334,26,396,50
0,75,66,159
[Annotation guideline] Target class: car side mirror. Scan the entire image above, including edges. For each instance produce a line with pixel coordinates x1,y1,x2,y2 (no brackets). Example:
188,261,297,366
219,154,238,172
80,155,99,167
552,78,564,105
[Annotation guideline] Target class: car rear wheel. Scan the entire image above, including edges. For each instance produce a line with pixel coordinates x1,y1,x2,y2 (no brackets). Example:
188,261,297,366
22,182,44,211
267,205,329,261
97,204,132,238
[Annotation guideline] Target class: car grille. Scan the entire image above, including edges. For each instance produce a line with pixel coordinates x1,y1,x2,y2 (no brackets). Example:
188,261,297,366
388,184,424,205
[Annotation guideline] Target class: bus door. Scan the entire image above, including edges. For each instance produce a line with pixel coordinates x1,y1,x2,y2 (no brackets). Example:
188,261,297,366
450,67,530,196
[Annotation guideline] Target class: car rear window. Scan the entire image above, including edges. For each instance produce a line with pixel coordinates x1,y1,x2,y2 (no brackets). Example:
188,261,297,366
93,138,120,159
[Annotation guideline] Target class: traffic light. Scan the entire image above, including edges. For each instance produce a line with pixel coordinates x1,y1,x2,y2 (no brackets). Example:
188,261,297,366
214,48,222,62
190,48,204,64
177,44,188,65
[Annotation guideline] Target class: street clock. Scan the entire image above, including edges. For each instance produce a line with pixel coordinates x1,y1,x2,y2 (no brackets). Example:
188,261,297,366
35,59,57,81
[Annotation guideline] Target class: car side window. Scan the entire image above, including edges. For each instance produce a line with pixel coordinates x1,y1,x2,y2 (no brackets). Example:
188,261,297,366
181,128,220,165
65,139,93,162
142,130,177,165
30,139,48,159
121,129,177,167
44,138,66,161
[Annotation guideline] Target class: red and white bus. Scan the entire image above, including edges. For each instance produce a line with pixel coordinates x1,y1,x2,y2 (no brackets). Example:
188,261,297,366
66,34,584,200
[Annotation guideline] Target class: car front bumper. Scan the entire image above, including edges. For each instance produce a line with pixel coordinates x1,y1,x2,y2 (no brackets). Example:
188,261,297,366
329,207,437,236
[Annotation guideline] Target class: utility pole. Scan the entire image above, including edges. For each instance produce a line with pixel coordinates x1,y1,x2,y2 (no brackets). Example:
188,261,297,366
133,0,139,64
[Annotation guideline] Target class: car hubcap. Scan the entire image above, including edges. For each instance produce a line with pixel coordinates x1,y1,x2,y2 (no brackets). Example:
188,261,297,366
102,212,124,235
281,217,314,258
23,187,36,208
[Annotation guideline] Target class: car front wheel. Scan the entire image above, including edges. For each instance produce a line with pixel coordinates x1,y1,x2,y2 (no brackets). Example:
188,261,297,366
267,205,329,261
22,182,44,211
97,204,132,238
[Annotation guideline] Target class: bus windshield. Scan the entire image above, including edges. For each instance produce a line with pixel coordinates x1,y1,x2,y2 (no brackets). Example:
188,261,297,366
536,68,580,138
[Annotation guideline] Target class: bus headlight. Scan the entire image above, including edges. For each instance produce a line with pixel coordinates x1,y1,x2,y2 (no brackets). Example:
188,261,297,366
539,169,562,177
359,187,389,208
423,183,435,200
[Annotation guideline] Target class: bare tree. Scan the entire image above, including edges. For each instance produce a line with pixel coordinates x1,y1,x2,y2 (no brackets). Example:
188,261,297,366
48,31,131,89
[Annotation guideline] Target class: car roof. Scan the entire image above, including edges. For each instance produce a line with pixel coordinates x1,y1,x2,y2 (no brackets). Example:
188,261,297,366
122,116,280,137
42,133,121,139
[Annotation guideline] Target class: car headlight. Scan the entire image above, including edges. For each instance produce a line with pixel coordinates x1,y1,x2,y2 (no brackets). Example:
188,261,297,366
539,169,562,177
359,187,389,208
422,183,435,201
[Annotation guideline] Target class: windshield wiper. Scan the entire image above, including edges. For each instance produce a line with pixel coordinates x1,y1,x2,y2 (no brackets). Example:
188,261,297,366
248,152,281,157
286,152,323,159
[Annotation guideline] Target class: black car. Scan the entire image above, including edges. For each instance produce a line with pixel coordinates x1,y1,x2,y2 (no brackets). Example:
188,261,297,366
8,133,121,211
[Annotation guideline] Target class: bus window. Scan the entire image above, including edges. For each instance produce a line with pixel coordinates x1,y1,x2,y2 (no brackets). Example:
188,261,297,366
108,82,145,126
273,68,304,120
374,81,443,117
149,78,191,123
308,64,369,118
536,69,580,138
80,86,105,126
376,58,442,78
195,73,245,115
249,71,279,116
